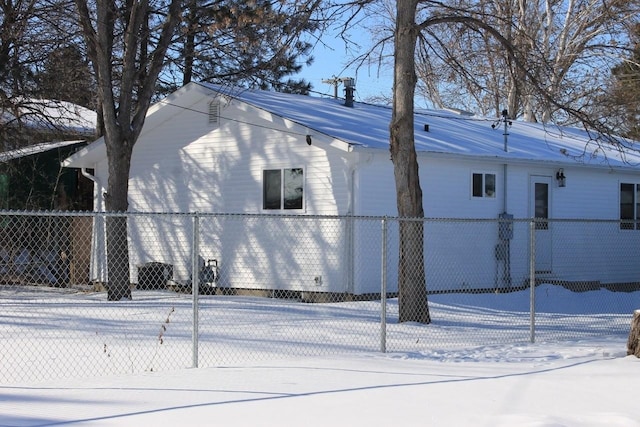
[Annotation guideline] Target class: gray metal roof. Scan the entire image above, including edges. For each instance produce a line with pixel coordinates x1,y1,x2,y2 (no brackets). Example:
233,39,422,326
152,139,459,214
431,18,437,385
200,82,640,170
1,140,86,163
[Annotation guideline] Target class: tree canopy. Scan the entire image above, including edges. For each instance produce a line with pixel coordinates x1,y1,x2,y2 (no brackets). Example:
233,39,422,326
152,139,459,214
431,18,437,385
610,24,640,140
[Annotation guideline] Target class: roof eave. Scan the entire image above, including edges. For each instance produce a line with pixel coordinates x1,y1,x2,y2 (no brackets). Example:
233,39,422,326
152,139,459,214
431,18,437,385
61,139,105,168
417,149,640,172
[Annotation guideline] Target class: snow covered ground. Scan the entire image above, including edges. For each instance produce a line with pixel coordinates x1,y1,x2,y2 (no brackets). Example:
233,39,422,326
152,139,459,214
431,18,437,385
0,284,639,426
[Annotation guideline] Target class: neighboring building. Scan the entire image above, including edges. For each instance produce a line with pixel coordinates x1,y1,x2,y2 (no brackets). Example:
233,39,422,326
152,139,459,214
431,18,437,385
63,82,640,294
0,99,97,210
0,140,93,211
0,100,96,287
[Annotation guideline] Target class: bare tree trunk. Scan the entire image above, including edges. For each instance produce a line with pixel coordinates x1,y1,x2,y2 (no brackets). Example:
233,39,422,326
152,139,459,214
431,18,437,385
104,137,133,301
75,0,183,301
390,0,430,324
182,0,197,86
627,310,640,357
105,215,130,300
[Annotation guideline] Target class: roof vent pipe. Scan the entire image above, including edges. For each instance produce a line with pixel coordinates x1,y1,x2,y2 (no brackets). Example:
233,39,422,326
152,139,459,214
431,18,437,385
491,109,512,152
343,78,355,108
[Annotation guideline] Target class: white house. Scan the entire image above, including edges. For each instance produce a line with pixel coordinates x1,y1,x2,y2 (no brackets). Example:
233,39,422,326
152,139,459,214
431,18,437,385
62,82,640,295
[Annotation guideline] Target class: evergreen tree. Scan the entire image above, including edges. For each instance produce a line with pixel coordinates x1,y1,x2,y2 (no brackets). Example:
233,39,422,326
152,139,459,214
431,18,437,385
1,0,93,149
163,0,318,94
36,45,96,109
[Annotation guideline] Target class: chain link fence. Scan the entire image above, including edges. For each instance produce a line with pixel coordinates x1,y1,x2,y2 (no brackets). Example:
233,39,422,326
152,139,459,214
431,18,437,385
1,211,638,383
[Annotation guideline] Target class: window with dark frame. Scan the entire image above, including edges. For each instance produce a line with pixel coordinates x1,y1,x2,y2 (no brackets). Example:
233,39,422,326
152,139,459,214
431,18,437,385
620,183,640,230
263,168,303,210
472,173,496,198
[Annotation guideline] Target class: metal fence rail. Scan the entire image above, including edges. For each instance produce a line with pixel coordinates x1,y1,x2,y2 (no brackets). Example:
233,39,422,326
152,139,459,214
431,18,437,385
0,211,638,383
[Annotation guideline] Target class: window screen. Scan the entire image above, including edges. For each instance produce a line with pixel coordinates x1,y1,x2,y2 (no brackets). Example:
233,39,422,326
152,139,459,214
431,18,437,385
472,173,496,198
263,170,282,209
263,168,303,210
620,183,640,230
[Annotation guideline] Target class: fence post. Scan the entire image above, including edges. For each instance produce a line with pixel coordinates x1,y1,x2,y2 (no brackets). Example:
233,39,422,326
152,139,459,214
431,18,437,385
191,213,200,368
380,216,387,353
529,219,536,343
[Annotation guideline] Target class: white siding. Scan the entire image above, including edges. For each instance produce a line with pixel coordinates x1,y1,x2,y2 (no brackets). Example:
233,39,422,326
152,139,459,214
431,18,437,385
351,155,640,294
127,96,351,215
116,95,355,290
84,85,640,293
352,154,508,293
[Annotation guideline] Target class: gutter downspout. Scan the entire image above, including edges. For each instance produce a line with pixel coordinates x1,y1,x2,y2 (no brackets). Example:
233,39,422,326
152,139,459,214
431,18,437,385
503,163,508,214
346,164,356,295
500,110,510,214
81,168,103,210
500,114,512,287
81,167,106,285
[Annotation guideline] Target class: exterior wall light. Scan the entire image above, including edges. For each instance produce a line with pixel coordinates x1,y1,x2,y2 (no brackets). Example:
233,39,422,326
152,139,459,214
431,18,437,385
556,168,566,187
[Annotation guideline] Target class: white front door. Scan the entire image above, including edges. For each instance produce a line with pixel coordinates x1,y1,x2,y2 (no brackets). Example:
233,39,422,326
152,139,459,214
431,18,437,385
530,176,552,273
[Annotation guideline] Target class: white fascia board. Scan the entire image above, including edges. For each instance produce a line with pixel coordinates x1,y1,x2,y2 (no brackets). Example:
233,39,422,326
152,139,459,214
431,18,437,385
61,138,105,168
418,150,640,174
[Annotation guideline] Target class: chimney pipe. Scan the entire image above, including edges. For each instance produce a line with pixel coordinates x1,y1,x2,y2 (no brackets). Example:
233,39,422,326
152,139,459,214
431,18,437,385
343,78,355,107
